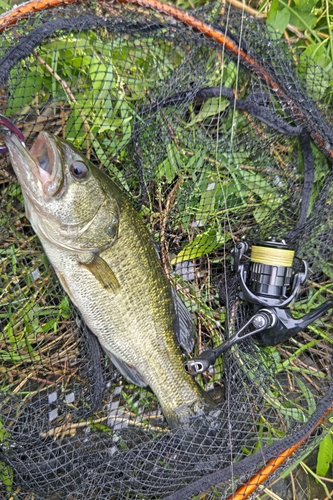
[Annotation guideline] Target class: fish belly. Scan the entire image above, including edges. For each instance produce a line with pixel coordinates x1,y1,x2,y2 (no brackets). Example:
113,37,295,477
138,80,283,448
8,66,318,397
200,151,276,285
42,236,209,428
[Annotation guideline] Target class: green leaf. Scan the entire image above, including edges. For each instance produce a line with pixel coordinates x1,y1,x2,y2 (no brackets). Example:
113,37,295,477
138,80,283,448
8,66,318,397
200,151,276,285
268,0,279,16
65,107,87,143
305,66,332,100
238,170,275,198
183,149,205,176
223,61,237,88
89,60,108,91
303,44,332,72
294,376,316,415
155,142,181,183
0,462,13,493
267,0,290,38
293,0,316,8
237,170,284,221
196,177,219,226
186,98,229,127
71,56,92,69
0,417,9,444
288,0,317,31
91,137,130,192
7,68,45,115
171,229,230,264
0,0,10,12
316,433,333,477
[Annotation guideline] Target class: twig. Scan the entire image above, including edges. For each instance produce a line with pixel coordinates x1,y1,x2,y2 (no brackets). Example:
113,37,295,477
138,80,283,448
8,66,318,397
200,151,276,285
224,0,265,18
224,0,307,39
290,470,297,500
159,177,183,278
35,53,92,154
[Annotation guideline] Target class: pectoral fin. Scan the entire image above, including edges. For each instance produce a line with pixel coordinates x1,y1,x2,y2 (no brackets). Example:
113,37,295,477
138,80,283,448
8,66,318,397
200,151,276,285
80,255,120,293
101,342,148,388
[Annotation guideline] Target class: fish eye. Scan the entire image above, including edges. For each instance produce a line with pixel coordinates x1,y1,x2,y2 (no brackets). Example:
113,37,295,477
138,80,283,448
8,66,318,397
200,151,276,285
70,161,88,180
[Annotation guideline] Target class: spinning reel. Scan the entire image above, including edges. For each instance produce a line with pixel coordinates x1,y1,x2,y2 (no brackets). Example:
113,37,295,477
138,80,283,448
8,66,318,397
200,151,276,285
185,238,333,376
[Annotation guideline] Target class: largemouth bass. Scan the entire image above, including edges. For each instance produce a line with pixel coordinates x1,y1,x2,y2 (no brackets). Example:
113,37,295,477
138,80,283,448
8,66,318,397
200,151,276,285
5,131,213,429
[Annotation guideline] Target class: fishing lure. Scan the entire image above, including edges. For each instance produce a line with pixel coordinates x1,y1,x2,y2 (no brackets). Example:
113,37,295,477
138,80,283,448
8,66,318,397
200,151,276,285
0,114,25,153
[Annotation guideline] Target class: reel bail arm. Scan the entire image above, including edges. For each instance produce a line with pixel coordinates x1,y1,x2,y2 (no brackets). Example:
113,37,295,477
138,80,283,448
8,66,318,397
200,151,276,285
255,300,333,346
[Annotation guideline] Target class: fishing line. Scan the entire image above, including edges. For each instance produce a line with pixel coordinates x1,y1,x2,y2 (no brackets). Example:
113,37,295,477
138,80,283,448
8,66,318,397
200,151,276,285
215,5,235,491
221,4,244,493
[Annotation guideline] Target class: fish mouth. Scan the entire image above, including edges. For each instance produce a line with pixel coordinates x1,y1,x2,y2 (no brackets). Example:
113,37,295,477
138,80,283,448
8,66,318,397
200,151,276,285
30,132,64,197
5,131,64,198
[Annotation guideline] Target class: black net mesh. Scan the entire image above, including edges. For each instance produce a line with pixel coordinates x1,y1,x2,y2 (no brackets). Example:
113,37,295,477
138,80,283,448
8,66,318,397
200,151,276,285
0,1,332,499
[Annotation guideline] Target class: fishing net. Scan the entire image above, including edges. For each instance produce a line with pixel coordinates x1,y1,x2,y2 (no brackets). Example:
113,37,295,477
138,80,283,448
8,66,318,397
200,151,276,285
0,1,333,498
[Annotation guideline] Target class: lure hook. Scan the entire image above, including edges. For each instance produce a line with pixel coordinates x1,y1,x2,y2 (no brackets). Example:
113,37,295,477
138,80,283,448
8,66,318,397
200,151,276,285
0,114,25,153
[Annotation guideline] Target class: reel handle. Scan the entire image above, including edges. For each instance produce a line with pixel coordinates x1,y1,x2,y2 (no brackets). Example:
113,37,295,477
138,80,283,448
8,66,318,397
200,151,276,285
184,301,333,374
184,309,275,375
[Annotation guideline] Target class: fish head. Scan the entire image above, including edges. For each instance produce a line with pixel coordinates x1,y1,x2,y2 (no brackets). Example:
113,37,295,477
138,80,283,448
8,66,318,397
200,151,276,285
5,131,119,253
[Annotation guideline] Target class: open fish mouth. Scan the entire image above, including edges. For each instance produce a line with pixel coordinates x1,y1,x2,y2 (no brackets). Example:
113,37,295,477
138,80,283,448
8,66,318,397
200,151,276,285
30,132,65,197
5,131,64,198
37,146,53,174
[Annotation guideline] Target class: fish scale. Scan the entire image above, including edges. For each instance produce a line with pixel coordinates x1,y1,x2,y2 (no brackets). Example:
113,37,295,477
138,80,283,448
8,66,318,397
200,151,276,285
5,130,213,429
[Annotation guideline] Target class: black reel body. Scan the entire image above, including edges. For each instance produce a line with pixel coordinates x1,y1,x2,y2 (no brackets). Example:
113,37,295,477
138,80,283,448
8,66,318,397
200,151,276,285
236,238,303,346
235,239,333,346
